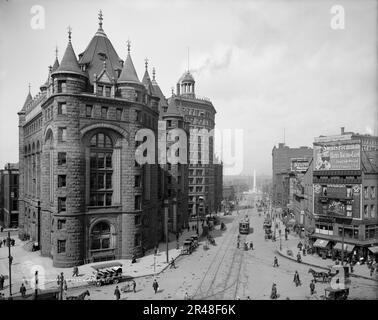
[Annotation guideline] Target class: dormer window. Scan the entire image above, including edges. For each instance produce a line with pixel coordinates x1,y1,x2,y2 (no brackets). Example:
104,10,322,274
98,85,103,96
105,86,111,97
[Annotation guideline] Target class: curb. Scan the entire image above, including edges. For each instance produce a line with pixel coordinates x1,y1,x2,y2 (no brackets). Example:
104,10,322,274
275,249,378,282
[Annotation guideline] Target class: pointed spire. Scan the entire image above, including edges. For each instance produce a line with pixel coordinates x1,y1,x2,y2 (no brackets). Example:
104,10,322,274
152,67,156,81
165,97,183,118
23,85,33,109
145,57,149,71
118,40,141,84
52,46,60,72
53,27,85,76
98,10,103,30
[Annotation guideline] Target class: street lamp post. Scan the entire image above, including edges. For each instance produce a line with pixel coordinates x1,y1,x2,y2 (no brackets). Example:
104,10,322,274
164,199,169,264
7,231,13,298
279,229,282,251
341,220,345,266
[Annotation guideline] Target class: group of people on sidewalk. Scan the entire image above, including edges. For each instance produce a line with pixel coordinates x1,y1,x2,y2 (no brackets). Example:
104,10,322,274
0,237,15,248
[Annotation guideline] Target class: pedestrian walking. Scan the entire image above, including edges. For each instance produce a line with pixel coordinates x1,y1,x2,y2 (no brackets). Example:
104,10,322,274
0,275,4,290
153,279,159,294
20,283,27,297
170,258,176,269
184,292,189,300
293,271,301,287
273,256,279,267
310,280,315,295
114,286,121,300
154,245,158,255
0,241,2,248
270,283,277,299
132,280,136,293
370,266,374,277
72,266,79,277
249,242,253,250
237,241,240,249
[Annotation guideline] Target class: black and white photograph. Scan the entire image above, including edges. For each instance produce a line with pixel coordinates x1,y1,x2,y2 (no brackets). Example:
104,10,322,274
0,0,377,307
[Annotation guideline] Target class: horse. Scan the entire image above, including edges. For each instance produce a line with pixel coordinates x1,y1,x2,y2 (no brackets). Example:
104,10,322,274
66,290,90,300
308,268,330,283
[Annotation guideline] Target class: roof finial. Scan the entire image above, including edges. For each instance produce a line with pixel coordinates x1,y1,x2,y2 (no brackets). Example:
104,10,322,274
127,39,131,54
171,87,174,96
152,67,156,80
28,83,31,94
145,58,148,71
98,10,103,29
67,25,72,42
187,46,190,72
55,46,58,59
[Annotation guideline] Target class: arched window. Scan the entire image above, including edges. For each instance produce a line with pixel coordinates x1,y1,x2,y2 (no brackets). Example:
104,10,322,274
89,133,113,206
90,221,111,250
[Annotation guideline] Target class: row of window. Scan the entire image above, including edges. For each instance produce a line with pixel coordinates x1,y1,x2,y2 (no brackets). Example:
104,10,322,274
363,204,376,219
85,104,123,121
24,117,42,136
135,110,157,129
364,186,376,200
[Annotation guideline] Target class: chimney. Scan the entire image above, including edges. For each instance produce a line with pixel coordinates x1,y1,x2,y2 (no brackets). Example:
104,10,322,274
341,127,345,134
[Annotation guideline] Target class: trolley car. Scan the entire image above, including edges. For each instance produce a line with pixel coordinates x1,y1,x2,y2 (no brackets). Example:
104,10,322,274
239,216,250,234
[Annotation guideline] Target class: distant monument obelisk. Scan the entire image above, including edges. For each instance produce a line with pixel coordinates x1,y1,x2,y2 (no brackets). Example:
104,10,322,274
252,169,257,193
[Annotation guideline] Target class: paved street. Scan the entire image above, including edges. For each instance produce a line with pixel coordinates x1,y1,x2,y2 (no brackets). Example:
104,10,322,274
66,200,378,300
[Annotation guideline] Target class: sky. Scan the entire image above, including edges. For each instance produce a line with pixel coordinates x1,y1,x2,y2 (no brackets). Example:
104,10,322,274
0,0,377,176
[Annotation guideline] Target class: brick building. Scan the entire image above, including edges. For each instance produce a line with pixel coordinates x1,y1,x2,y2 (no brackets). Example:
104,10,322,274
0,163,19,228
18,16,162,267
169,71,221,217
311,128,378,260
272,143,313,209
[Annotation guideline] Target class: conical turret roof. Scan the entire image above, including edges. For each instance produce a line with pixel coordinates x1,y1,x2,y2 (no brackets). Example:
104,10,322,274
118,42,141,84
22,90,32,109
164,98,183,118
142,64,155,95
78,15,122,83
53,32,86,76
151,68,168,107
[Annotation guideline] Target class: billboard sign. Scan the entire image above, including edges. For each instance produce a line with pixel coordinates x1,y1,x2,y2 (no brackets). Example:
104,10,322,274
313,141,360,171
291,158,310,172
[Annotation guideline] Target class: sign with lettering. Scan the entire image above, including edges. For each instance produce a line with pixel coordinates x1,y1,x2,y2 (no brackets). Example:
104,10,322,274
313,142,360,171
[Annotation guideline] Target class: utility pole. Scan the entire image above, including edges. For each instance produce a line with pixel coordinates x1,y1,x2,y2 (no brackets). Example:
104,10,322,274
8,231,13,298
279,229,282,251
341,220,345,266
196,197,200,236
59,272,64,300
164,199,169,264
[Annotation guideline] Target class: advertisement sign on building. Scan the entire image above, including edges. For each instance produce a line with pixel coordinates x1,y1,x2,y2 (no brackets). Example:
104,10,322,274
291,158,310,172
313,141,361,171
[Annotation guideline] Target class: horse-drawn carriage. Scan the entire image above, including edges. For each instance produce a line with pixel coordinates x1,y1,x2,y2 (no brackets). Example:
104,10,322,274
308,268,331,283
88,262,124,286
323,287,349,300
182,236,198,255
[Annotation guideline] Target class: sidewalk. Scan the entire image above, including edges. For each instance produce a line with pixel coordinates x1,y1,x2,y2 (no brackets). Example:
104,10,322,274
277,233,378,282
0,222,206,298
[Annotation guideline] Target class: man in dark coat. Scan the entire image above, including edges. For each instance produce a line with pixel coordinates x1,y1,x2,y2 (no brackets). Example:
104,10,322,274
310,280,315,295
132,280,136,293
153,279,159,294
270,283,277,299
114,286,121,300
0,274,4,290
293,271,301,286
20,283,27,297
273,256,279,267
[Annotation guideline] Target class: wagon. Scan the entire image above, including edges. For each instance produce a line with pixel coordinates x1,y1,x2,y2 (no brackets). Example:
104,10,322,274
323,287,349,300
89,262,124,286
181,240,193,255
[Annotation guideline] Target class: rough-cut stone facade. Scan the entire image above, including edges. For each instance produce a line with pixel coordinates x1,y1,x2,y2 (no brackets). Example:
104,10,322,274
18,21,161,267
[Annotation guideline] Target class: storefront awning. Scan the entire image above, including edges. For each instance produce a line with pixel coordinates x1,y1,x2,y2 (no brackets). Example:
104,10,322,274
368,246,378,254
313,239,330,248
333,242,355,252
